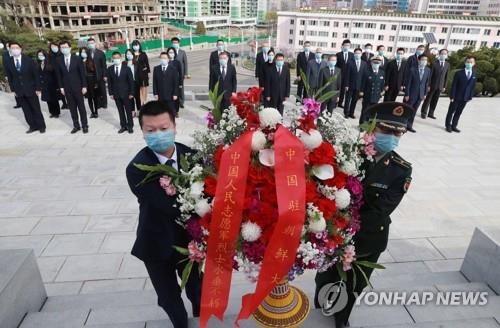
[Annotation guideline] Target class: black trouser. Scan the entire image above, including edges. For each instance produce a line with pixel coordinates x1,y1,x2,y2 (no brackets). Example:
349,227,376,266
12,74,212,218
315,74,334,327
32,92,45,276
314,251,381,326
269,97,285,114
66,91,88,129
296,79,307,102
344,89,360,117
384,87,400,102
338,80,347,107
360,100,378,124
420,88,441,117
144,257,201,328
15,95,21,107
18,96,46,131
47,100,60,117
321,97,337,112
405,97,422,129
179,80,185,106
97,79,107,108
115,96,134,129
220,96,231,111
133,83,141,112
445,100,468,128
58,90,67,108
87,91,100,116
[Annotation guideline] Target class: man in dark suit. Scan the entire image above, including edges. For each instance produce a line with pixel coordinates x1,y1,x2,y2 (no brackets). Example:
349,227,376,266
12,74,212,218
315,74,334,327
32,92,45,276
421,49,450,119
318,54,341,112
344,48,368,119
376,45,388,70
172,37,188,108
404,54,431,133
4,42,46,133
296,41,315,104
306,48,327,95
209,51,237,111
209,39,231,76
127,101,201,328
315,102,413,328
361,43,374,62
359,56,385,124
336,39,354,108
255,41,271,89
445,56,477,133
108,52,135,134
153,52,179,111
87,37,107,109
2,42,22,109
406,44,425,70
55,40,88,134
384,48,407,102
264,53,290,114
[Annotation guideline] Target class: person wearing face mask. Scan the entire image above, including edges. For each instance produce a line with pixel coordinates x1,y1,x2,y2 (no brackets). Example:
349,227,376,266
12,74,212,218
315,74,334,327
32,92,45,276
361,43,374,62
171,37,188,109
264,53,290,114
359,56,385,124
5,42,46,133
261,50,275,97
36,49,60,118
166,46,183,115
209,39,231,76
2,41,22,109
318,54,342,112
47,42,68,110
125,49,140,116
55,40,89,134
126,101,201,328
209,51,237,111
407,44,426,70
403,54,431,133
376,45,388,70
336,39,354,108
86,37,107,109
107,52,135,133
306,48,327,95
296,41,315,104
445,56,477,133
153,52,179,112
315,102,413,328
131,40,151,107
344,48,368,119
255,41,272,89
80,47,100,119
384,48,407,102
420,49,450,119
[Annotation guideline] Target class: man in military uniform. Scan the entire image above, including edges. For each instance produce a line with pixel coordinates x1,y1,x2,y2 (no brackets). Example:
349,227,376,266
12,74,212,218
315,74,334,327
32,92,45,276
359,56,385,124
314,102,413,328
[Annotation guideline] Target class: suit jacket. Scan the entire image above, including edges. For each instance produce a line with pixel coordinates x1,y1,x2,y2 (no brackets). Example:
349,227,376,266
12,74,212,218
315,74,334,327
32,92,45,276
55,54,87,94
318,66,342,96
355,151,412,254
255,51,270,85
153,64,179,102
264,64,290,100
107,63,134,99
135,52,150,85
209,50,231,74
345,60,368,90
296,51,315,77
429,60,450,91
361,51,374,62
209,64,237,100
306,59,327,89
405,66,431,101
5,54,41,97
38,60,58,102
384,59,407,91
406,54,419,70
362,69,385,103
450,69,476,102
2,50,11,79
175,49,188,77
336,51,354,86
127,144,195,262
89,48,107,80
378,56,389,71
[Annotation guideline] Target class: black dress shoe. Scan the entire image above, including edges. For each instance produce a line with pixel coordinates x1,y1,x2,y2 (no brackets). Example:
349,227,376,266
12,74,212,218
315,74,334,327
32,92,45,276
39,129,46,134
407,127,416,133
180,104,185,109
452,127,461,133
344,115,349,119
26,128,37,134
14,105,21,109
71,128,80,134
349,114,356,119
128,128,134,134
421,114,427,119
446,126,452,133
61,104,68,110
118,127,127,134
428,115,436,119
82,127,89,134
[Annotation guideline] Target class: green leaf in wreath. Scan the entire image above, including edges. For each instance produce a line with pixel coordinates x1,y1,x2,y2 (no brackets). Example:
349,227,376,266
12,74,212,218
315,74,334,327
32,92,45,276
354,263,373,289
335,262,347,282
355,260,386,270
180,260,194,290
173,245,189,256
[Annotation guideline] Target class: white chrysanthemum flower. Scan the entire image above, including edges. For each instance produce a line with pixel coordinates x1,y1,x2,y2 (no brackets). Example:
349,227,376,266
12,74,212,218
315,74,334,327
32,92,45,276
308,216,327,233
297,129,322,150
251,130,267,151
241,221,262,242
258,149,275,167
335,188,351,210
189,181,204,198
194,198,211,217
341,160,358,176
259,107,282,128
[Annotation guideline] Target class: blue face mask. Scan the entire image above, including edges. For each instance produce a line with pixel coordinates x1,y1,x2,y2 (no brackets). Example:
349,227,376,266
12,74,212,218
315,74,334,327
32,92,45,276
160,58,169,66
172,43,180,49
342,46,349,52
374,132,400,154
267,55,274,62
133,45,140,52
328,61,336,68
38,55,45,61
217,45,225,52
219,59,227,66
81,53,88,59
439,54,447,61
315,53,322,60
354,53,361,61
465,63,474,70
113,58,122,66
126,54,134,61
396,54,402,60
262,47,269,53
88,43,96,50
415,50,423,56
61,47,71,56
372,63,380,70
276,60,284,68
51,46,59,54
145,130,175,154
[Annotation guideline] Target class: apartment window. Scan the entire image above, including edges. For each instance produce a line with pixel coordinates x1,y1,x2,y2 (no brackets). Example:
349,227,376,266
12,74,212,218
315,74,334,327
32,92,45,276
290,29,294,35
452,27,466,33
463,40,476,47
497,30,500,36
300,20,305,25
467,28,480,34
333,21,339,27
352,33,360,38
319,31,329,37
398,36,411,42
51,6,58,13
389,36,395,41
307,30,318,36
53,19,60,26
289,39,293,45
401,25,413,31
439,39,445,45
290,19,295,24
391,24,397,31
415,25,426,32
442,27,448,33
342,33,348,38
344,22,349,28
430,26,436,33
299,30,304,36
331,42,337,48
380,24,386,30
69,6,77,13
484,29,491,35
366,23,376,29
332,32,337,37
364,34,375,40
493,42,500,48
388,47,393,52
378,35,384,41
299,40,303,46
354,22,363,28
449,39,462,45
309,20,317,26
480,41,487,47
321,21,330,27
72,19,78,26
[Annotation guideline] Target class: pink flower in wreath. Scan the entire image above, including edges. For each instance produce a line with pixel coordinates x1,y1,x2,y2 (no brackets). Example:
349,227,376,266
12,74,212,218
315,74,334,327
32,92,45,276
159,176,177,196
188,240,205,263
206,112,215,129
342,245,356,271
363,133,377,157
302,98,321,118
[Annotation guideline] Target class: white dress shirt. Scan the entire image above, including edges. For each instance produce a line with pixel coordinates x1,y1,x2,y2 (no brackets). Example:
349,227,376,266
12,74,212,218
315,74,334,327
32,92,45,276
154,145,178,171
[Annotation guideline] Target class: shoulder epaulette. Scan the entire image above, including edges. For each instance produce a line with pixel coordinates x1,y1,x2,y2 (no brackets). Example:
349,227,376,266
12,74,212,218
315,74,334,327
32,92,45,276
391,152,412,169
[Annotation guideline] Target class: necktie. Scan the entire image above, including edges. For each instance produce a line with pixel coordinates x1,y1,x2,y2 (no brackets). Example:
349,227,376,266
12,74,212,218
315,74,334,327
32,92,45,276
344,53,347,62
330,69,334,76
222,66,226,80
15,59,21,71
115,66,119,76
66,57,70,71
397,61,400,70
166,159,175,167
419,69,423,80
279,67,282,75
441,62,444,69
162,66,167,73
467,71,471,79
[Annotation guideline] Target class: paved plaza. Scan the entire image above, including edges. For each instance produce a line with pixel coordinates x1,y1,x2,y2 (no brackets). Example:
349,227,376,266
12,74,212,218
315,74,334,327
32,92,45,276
0,90,499,302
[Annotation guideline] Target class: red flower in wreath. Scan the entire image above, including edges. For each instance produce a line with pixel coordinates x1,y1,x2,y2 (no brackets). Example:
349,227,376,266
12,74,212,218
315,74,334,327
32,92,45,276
309,142,336,166
203,175,217,197
316,198,337,221
324,170,348,189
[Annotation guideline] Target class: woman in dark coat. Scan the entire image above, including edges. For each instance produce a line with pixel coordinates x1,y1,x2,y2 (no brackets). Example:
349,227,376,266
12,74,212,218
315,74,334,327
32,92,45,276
262,49,276,107
79,47,100,118
125,49,141,116
166,46,183,116
47,42,68,110
131,40,150,107
36,49,60,118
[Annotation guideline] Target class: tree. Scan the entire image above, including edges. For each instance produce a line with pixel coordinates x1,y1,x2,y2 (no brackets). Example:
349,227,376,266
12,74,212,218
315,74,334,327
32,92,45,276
483,77,498,96
195,22,206,36
265,11,277,24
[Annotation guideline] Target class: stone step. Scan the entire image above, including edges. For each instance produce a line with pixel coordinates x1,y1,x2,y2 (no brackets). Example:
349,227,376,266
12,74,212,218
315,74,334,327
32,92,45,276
19,309,90,328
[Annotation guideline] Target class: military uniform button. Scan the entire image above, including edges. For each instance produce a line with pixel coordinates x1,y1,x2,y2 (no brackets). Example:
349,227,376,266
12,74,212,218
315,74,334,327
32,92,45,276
376,193,379,197
380,226,384,231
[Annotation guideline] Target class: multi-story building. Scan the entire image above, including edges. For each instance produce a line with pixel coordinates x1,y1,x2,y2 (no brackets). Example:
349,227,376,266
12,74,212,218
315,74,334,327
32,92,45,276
277,9,500,55
411,0,481,15
479,0,500,16
160,0,268,29
363,0,410,11
0,0,163,43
